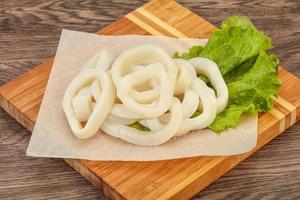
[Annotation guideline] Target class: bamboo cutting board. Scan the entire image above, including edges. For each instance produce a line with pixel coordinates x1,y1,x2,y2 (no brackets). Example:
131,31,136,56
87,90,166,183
1,0,300,199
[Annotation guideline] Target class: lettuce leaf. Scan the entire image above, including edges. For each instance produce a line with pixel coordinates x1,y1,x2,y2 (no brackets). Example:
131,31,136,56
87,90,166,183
127,121,150,132
209,52,281,132
199,16,272,75
173,16,281,133
221,16,255,29
208,104,255,132
226,52,280,111
173,45,203,59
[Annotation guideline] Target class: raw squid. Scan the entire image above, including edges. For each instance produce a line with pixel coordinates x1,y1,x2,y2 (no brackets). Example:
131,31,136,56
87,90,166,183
62,69,115,139
173,59,197,95
81,50,113,72
188,57,228,113
101,98,182,146
63,44,228,146
111,44,177,87
117,63,173,118
176,78,217,136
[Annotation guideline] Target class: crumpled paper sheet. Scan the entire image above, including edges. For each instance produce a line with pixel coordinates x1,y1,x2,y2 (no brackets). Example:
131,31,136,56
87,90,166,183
26,30,257,161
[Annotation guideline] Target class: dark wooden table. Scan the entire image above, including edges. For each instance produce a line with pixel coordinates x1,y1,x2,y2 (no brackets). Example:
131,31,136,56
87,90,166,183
0,0,299,199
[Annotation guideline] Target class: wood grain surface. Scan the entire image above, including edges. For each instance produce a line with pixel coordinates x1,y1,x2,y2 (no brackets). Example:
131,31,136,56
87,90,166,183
0,0,299,199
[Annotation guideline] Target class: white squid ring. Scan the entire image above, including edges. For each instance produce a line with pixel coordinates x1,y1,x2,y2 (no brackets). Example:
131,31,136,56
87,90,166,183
173,59,197,95
181,88,199,119
111,44,177,88
139,118,163,132
176,78,217,136
62,69,116,139
81,50,114,72
110,103,142,120
71,87,94,122
101,98,183,146
117,64,173,118
106,115,137,125
188,57,228,113
128,63,162,103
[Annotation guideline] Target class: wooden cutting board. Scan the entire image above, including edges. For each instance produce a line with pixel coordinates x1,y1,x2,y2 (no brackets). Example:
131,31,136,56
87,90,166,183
1,0,300,199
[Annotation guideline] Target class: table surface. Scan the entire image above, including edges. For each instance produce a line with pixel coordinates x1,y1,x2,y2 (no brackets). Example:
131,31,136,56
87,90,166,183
0,0,299,199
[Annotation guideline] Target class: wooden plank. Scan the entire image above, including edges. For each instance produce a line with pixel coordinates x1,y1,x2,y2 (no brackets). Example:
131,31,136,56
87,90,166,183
0,0,300,199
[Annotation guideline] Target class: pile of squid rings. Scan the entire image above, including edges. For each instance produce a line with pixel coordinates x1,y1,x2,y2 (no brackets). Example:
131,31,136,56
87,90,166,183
63,44,228,146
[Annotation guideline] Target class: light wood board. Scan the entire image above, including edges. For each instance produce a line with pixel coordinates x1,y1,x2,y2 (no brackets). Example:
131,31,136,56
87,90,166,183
1,0,300,199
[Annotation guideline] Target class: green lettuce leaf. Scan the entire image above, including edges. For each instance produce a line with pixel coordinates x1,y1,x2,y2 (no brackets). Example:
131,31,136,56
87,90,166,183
199,16,272,75
221,16,254,29
174,16,272,75
190,111,201,118
223,55,258,84
173,45,203,59
208,104,255,132
173,16,281,133
127,121,150,132
209,51,281,132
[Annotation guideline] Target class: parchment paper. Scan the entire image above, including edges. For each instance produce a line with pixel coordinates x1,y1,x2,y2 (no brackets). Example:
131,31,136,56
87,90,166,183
26,30,257,161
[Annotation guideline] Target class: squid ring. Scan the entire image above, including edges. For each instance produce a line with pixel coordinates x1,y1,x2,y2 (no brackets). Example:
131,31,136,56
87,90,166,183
173,59,197,95
111,44,177,88
101,98,183,146
117,64,173,118
128,63,162,104
110,103,142,120
188,57,228,113
81,50,114,72
139,118,163,132
63,69,116,139
176,78,217,136
106,115,137,125
72,87,94,122
181,88,199,119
